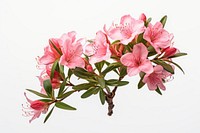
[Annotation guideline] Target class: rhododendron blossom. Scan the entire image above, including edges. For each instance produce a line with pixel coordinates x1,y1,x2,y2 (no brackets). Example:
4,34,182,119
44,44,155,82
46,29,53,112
143,65,172,91
22,93,49,123
85,31,111,64
59,31,85,68
120,43,153,76
38,38,62,65
23,14,186,123
104,15,145,44
143,22,173,54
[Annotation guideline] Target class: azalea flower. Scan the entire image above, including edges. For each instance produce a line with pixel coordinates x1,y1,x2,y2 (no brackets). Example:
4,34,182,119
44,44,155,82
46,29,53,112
143,22,173,54
104,14,145,44
85,31,111,64
22,93,49,123
59,31,85,68
120,43,153,76
38,38,62,65
142,65,172,91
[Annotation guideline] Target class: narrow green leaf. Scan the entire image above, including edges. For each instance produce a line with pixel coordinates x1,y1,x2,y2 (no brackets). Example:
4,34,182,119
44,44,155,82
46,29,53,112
106,79,129,87
58,77,67,97
97,77,106,88
67,69,73,79
43,79,53,97
169,52,187,58
102,62,121,75
99,89,105,105
152,60,174,74
145,17,152,27
26,89,49,98
50,59,59,79
119,66,127,77
138,72,145,89
38,99,52,102
73,67,94,79
155,88,162,95
72,83,94,91
95,61,105,73
160,15,167,27
55,101,76,110
147,46,157,57
57,90,75,99
165,60,185,74
44,106,54,123
59,65,65,76
81,87,96,98
112,40,120,44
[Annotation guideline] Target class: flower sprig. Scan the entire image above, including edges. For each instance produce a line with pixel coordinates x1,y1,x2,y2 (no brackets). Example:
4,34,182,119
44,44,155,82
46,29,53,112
22,13,187,123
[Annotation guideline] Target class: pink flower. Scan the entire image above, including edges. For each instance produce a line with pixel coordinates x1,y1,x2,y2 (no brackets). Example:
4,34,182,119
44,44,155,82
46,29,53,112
142,65,171,91
22,93,49,123
143,22,173,54
38,38,62,65
59,31,85,68
120,43,153,76
85,31,111,64
104,15,145,44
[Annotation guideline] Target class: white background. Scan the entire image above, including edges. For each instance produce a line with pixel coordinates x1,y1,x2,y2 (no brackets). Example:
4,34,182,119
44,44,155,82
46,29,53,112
0,0,199,132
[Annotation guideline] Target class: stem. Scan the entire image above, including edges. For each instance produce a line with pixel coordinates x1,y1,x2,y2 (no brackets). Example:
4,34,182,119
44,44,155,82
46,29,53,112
105,76,124,116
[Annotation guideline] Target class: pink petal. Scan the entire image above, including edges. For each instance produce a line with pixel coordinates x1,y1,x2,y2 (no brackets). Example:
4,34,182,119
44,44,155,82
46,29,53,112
120,53,134,67
132,43,148,60
127,67,140,76
139,59,153,74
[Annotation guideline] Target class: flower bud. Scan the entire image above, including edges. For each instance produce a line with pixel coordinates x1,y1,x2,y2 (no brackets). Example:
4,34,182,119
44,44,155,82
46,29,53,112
162,47,178,58
110,42,124,58
139,13,146,22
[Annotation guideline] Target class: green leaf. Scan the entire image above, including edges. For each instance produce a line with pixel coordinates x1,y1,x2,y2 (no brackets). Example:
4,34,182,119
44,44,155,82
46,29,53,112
67,69,73,79
145,17,152,27
106,79,129,87
165,60,185,74
147,46,157,57
138,72,145,89
99,89,105,105
55,101,76,110
73,67,94,79
169,52,187,58
26,89,49,98
97,76,106,88
155,88,162,95
119,66,127,77
38,99,52,102
57,90,75,99
44,106,54,123
72,83,94,91
59,65,65,77
58,77,67,97
152,60,174,74
43,79,53,97
112,40,120,44
95,61,105,73
81,87,96,98
102,62,121,75
160,15,167,27
50,59,59,79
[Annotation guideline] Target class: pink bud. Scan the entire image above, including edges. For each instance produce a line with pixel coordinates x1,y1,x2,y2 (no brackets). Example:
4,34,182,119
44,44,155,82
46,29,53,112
30,100,49,110
139,13,146,22
86,65,93,72
163,47,178,58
